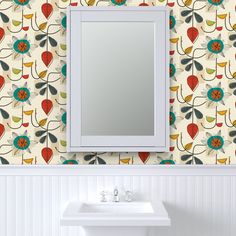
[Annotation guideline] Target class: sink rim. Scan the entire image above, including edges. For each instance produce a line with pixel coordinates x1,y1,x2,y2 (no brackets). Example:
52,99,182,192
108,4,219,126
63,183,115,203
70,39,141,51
61,201,171,227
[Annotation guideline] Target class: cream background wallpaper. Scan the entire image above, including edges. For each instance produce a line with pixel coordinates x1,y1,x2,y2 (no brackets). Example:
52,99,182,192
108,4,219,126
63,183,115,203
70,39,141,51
0,0,235,165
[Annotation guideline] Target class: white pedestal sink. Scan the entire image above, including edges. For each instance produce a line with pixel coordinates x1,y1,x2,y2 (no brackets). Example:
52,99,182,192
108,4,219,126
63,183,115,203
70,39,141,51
61,201,171,236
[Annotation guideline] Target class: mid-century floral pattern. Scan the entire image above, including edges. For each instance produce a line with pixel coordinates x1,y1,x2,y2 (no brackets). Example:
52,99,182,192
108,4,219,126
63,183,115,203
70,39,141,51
0,0,235,165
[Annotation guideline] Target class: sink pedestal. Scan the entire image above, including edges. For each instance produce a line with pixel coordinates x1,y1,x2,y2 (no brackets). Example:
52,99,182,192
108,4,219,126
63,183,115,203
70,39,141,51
83,227,148,236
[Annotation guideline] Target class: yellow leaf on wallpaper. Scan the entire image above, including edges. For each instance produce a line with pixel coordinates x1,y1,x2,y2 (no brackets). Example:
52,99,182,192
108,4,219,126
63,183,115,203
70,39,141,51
170,134,179,140
217,14,227,19
39,118,47,126
12,116,22,123
12,20,21,26
60,92,67,99
23,158,34,164
39,70,47,79
184,94,193,102
206,68,215,74
217,158,227,164
233,72,236,78
217,62,227,67
39,22,47,30
12,68,22,75
158,0,165,2
184,46,193,54
217,110,227,115
24,110,33,115
206,20,216,26
232,120,236,126
170,38,179,44
60,140,67,147
170,86,179,92
184,143,193,151
23,62,34,67
60,44,67,51
88,0,96,6
24,14,34,19
233,24,236,30
206,116,215,123
184,0,192,6
61,0,69,2
120,158,131,164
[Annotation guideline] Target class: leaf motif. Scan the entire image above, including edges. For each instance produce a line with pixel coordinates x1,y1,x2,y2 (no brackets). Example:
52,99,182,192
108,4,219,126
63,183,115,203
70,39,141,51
194,60,203,71
184,46,193,54
60,44,66,50
170,134,179,140
84,154,95,161
0,13,9,23
170,38,179,43
206,116,215,123
48,133,57,143
12,68,22,75
181,10,192,17
97,157,106,164
23,62,34,67
39,22,47,30
185,63,192,71
185,15,192,23
217,62,227,68
35,82,46,89
48,85,57,95
39,70,47,78
184,0,192,6
181,106,192,113
0,108,9,119
36,130,46,137
184,94,193,102
23,14,34,19
170,86,179,92
88,0,96,6
39,39,47,47
48,36,57,47
217,14,227,19
217,110,227,115
60,92,67,98
35,34,47,41
194,157,203,164
39,135,47,143
206,68,216,74
181,58,192,65
181,154,192,161
24,110,33,115
184,142,193,151
60,140,67,147
0,60,9,71
39,118,47,126
194,108,203,119
12,20,21,26
12,116,21,123
194,12,203,23
206,20,216,26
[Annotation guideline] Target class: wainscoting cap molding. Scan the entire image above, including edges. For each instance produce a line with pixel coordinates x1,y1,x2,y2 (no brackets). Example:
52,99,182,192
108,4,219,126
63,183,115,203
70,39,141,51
0,165,236,176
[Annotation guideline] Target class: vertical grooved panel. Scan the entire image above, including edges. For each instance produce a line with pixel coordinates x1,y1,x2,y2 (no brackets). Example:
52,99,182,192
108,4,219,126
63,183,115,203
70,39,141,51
0,174,236,236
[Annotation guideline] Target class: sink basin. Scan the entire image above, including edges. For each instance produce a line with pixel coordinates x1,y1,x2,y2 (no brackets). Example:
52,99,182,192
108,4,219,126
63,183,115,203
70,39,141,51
61,201,170,227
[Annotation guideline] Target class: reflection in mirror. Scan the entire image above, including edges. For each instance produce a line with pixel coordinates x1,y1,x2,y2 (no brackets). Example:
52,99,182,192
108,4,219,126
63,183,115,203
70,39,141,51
81,22,155,136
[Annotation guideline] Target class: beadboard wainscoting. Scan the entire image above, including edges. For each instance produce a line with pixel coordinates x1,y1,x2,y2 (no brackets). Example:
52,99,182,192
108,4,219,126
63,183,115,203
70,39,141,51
0,166,236,236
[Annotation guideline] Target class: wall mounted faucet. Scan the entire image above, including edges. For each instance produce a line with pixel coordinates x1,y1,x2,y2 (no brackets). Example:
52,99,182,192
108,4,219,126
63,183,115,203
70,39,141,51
113,188,119,202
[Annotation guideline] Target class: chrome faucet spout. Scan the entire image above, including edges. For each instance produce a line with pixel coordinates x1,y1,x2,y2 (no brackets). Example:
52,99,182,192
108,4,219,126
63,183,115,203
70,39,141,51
113,188,119,202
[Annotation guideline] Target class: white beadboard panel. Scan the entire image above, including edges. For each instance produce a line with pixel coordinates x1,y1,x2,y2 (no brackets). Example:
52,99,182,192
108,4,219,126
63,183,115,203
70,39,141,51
0,173,236,236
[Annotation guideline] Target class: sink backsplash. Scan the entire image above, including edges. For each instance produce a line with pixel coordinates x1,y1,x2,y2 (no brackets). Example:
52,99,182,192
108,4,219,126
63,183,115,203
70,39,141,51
0,0,235,165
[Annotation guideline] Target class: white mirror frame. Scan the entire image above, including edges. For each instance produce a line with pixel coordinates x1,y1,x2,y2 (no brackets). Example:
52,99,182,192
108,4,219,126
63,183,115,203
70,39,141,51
67,7,169,152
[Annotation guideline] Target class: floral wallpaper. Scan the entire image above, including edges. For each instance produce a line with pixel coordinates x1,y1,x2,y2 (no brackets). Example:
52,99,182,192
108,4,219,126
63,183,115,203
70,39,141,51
0,0,235,165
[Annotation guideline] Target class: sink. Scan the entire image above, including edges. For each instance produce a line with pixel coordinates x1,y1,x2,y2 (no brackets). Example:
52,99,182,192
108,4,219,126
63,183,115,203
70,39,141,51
61,201,170,236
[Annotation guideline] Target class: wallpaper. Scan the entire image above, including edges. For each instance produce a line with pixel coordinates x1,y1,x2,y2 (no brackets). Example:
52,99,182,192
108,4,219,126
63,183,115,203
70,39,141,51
0,0,235,165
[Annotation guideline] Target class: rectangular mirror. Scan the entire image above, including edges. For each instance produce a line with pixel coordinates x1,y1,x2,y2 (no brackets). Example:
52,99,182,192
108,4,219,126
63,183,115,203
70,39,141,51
67,7,169,152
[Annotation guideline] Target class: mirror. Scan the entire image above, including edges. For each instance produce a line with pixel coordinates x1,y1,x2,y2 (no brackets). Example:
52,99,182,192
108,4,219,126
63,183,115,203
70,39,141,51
67,7,169,152
81,22,154,136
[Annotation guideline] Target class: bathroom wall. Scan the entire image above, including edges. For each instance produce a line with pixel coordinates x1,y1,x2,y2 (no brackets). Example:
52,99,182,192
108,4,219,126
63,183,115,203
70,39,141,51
0,166,236,236
0,0,235,165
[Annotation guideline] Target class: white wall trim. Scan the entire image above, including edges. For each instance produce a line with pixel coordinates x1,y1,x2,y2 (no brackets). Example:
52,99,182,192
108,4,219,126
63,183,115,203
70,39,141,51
0,165,236,176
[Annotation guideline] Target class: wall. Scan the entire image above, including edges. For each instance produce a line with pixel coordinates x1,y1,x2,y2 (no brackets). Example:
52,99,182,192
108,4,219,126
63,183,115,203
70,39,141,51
0,0,235,165
0,166,236,236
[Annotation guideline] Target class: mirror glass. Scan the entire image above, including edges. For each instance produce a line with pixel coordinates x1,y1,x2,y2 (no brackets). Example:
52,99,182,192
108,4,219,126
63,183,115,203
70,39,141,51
81,22,155,136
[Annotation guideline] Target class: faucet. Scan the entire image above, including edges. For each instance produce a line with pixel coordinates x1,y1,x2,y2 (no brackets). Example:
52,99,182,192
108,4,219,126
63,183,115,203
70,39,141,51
113,188,119,202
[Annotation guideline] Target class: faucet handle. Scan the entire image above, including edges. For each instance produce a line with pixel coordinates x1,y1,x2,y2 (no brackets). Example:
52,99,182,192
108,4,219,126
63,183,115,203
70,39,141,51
100,191,108,202
125,190,133,202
